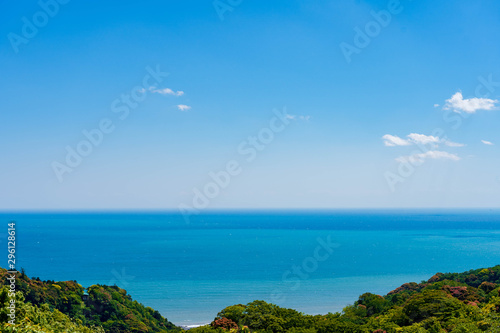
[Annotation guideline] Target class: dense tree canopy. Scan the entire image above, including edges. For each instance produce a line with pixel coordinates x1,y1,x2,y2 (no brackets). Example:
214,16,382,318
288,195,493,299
0,268,178,333
2,265,500,332
195,265,500,333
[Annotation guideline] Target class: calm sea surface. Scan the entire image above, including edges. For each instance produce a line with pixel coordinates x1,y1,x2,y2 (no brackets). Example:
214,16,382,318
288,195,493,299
2,210,500,326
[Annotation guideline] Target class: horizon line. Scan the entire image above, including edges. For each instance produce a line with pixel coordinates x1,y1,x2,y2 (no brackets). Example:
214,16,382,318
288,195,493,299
1,207,500,214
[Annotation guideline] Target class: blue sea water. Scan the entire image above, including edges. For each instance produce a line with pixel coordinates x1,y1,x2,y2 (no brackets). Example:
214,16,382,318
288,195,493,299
1,210,500,326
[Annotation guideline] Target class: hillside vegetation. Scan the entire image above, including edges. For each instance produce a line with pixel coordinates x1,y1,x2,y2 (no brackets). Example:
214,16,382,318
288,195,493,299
193,266,500,333
2,266,500,332
0,268,178,332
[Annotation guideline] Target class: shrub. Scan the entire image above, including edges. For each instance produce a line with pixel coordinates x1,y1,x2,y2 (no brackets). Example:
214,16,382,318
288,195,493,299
211,317,238,330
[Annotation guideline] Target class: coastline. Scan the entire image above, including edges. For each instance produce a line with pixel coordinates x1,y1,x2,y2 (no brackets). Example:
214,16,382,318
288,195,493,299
179,324,210,330
6,211,500,325
164,273,431,326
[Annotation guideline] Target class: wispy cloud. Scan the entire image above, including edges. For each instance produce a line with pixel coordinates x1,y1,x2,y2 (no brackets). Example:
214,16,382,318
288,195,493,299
382,133,464,148
285,114,311,121
443,140,465,147
396,150,461,163
443,91,498,114
481,140,494,146
382,134,410,146
150,87,184,96
177,104,191,111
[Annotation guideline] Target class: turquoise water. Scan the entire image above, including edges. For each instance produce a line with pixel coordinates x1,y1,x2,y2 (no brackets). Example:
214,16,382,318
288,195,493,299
2,210,500,326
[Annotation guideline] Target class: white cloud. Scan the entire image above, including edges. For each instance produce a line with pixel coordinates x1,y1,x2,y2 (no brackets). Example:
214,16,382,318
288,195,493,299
443,140,465,147
396,150,460,163
407,133,440,145
444,91,498,114
150,87,184,96
383,133,464,148
382,134,410,146
177,104,191,111
434,104,440,107
481,140,494,145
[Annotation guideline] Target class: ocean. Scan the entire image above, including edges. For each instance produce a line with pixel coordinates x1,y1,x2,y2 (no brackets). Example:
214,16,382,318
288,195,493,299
2,210,500,326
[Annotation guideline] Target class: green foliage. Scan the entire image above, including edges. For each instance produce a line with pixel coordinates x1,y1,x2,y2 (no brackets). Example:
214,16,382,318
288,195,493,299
216,304,247,324
403,290,464,323
355,293,391,316
3,265,500,333
197,265,500,333
0,268,178,333
0,286,104,333
189,325,226,333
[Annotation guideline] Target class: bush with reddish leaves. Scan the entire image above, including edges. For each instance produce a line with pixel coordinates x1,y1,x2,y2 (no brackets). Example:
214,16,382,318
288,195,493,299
441,285,483,303
388,282,422,295
446,286,468,299
211,317,238,330
428,273,443,283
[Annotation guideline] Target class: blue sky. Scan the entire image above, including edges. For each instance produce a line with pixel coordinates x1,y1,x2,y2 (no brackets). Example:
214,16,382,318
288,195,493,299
1,0,499,210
